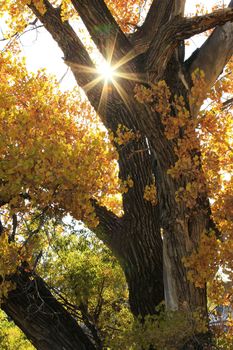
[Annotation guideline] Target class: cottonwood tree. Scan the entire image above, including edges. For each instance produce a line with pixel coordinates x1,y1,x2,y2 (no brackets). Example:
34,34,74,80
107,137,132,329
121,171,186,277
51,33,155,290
0,0,233,349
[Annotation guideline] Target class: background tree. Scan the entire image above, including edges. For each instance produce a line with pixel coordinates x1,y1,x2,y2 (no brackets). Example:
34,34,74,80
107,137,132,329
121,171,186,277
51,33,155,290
0,0,233,349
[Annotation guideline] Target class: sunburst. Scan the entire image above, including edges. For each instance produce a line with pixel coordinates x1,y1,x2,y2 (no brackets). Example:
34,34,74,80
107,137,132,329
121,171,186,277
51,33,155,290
80,40,145,114
98,61,116,83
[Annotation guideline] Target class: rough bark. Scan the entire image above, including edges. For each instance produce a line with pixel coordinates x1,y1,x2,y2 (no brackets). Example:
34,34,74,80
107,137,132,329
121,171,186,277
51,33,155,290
132,0,185,44
94,135,164,317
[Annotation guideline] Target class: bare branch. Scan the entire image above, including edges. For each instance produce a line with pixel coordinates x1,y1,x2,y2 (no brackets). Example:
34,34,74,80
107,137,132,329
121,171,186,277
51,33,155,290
0,199,7,207
9,214,17,242
138,0,174,33
0,218,4,236
0,23,43,42
136,0,185,36
188,1,233,115
174,0,186,17
28,1,141,121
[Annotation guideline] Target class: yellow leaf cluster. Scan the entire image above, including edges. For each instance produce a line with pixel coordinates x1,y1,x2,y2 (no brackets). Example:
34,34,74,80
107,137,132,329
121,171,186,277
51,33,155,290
134,81,171,117
183,230,220,289
0,0,147,36
120,176,134,194
189,69,207,108
113,306,207,350
135,79,206,210
106,0,146,32
144,180,157,206
115,124,140,146
0,1,36,35
0,230,33,302
179,61,233,319
0,309,34,349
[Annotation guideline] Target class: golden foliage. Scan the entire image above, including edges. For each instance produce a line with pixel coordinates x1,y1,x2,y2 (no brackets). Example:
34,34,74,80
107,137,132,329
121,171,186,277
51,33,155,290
0,1,233,347
0,50,121,227
115,124,140,146
0,0,148,35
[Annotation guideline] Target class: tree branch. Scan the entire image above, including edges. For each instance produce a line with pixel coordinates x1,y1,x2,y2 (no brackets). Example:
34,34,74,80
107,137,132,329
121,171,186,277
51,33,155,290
28,1,143,123
0,199,7,207
70,0,133,65
135,0,185,37
2,270,96,350
187,0,233,115
222,96,233,110
93,200,122,234
92,200,124,255
176,7,233,40
137,0,174,35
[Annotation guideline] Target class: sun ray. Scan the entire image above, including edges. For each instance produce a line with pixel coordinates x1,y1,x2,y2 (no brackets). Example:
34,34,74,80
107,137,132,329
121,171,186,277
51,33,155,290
113,48,141,71
83,75,103,93
111,79,133,113
105,29,118,66
97,80,109,115
70,39,144,115
115,71,145,83
64,62,98,75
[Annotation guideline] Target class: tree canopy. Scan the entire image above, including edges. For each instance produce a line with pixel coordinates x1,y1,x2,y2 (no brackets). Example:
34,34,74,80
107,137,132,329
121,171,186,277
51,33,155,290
0,1,233,349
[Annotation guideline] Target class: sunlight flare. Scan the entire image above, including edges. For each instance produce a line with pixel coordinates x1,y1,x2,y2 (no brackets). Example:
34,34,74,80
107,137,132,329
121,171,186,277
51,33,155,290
98,61,116,82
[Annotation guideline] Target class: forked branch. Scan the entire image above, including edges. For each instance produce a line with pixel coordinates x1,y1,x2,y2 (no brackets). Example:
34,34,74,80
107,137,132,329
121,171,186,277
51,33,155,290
92,199,123,247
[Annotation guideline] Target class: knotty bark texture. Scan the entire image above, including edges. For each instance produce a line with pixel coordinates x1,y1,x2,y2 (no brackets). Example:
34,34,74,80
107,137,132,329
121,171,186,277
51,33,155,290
2,0,233,349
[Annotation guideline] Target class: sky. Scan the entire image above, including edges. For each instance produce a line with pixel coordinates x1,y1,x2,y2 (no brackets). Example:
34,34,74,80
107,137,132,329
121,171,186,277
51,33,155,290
0,0,226,90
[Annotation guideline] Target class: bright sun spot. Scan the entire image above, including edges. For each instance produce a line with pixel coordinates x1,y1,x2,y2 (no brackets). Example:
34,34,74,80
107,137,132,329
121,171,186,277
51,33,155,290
98,61,116,82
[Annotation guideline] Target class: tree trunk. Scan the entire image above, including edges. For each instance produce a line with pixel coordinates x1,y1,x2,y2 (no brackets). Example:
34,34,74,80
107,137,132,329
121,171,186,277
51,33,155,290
95,135,164,318
119,212,164,317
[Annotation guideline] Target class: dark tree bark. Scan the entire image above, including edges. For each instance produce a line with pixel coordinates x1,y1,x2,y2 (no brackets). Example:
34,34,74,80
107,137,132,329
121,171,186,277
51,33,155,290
2,271,96,350
2,0,233,349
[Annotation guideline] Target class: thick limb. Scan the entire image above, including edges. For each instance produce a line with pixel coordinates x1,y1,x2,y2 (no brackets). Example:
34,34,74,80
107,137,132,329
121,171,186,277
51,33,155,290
2,271,96,350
